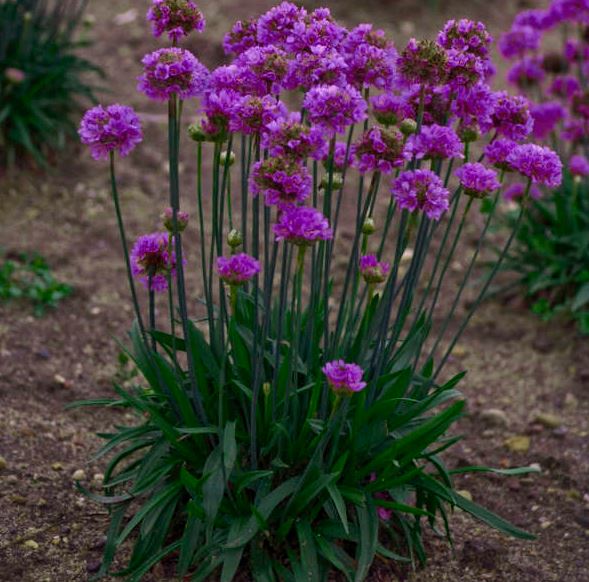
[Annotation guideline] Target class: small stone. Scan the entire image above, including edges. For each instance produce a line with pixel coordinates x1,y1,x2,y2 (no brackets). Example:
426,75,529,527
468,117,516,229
52,462,64,471
480,409,509,428
482,429,495,438
504,435,530,453
532,336,554,353
533,413,563,429
452,345,469,358
54,374,67,385
86,560,102,574
37,498,47,507
6,475,18,484
540,520,552,529
23,540,39,550
72,469,86,481
36,348,51,360
51,536,60,546
553,426,568,439
0,455,6,471
89,306,101,316
457,490,473,501
10,494,27,505
564,393,578,410
575,510,589,529
92,473,104,483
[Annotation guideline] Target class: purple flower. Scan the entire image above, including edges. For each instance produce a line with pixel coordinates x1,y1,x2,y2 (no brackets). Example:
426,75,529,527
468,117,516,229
303,83,367,135
287,8,347,52
359,255,390,284
503,182,542,201
323,142,354,172
138,48,209,101
562,118,589,143
487,92,533,142
455,162,500,198
235,45,289,94
351,126,408,174
513,9,553,30
162,207,189,232
223,18,259,56
569,154,589,177
549,74,581,99
342,24,398,90
261,112,328,160
507,57,545,90
551,0,589,24
273,206,333,245
446,49,487,89
284,46,348,90
391,169,450,220
530,102,566,140
229,95,287,135
79,104,143,161
130,232,176,293
217,253,260,285
451,82,497,130
498,26,541,59
322,360,367,394
572,91,589,119
370,92,413,126
256,1,306,47
250,157,312,208
506,144,563,188
146,0,205,41
397,38,448,86
485,138,517,171
200,88,239,140
406,124,463,160
437,19,492,58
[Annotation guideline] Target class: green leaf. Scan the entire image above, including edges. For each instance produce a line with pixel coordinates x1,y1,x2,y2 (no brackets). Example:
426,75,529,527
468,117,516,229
327,482,349,534
572,282,589,311
354,501,379,582
223,422,237,473
295,520,320,582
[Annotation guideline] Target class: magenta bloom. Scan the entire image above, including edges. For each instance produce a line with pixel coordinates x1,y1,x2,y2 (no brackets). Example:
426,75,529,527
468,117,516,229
304,83,367,135
406,124,463,161
250,158,312,208
446,50,487,89
235,45,289,94
549,74,581,99
229,95,287,135
79,104,143,161
359,255,390,284
323,142,354,172
506,144,563,188
513,9,553,30
146,0,205,41
370,93,413,126
284,46,348,90
498,26,540,59
437,19,492,58
223,18,258,56
485,138,517,171
504,182,542,201
261,113,328,161
397,38,448,86
487,92,533,142
351,127,407,174
256,1,306,47
569,154,589,177
162,207,189,232
452,83,497,130
391,169,450,221
322,360,367,394
131,232,176,293
273,206,332,246
138,48,209,101
455,163,500,198
530,102,565,140
507,57,545,90
217,253,260,285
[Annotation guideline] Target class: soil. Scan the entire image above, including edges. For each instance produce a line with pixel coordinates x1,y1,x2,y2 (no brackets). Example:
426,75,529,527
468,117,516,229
1,0,588,581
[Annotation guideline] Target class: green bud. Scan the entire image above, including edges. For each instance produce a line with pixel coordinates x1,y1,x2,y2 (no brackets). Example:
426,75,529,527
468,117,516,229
458,125,479,144
263,382,271,397
399,118,418,136
187,122,207,143
220,150,236,167
362,217,376,235
227,229,243,248
320,172,344,191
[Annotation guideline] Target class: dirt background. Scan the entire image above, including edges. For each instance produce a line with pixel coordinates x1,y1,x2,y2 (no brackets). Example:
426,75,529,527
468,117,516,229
1,0,588,580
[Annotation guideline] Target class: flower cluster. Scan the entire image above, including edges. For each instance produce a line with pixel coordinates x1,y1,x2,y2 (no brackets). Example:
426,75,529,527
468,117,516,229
455,163,500,198
322,360,367,394
351,127,407,174
359,255,390,284
217,253,260,285
273,206,333,246
130,232,176,292
391,170,450,221
78,104,143,161
250,157,312,208
147,0,205,41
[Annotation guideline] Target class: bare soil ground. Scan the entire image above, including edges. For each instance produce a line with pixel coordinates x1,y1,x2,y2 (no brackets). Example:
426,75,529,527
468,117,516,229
1,0,588,580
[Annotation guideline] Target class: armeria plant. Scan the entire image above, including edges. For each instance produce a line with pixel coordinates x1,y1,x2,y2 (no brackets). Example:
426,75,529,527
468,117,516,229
75,3,557,580
496,0,589,332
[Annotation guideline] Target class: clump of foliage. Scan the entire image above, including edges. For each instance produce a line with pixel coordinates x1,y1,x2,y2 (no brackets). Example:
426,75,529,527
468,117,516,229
74,2,548,580
0,0,101,166
0,251,73,315
498,0,589,332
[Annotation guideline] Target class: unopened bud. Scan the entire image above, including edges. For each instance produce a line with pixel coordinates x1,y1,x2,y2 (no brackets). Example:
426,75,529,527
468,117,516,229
83,14,96,28
220,151,236,167
458,125,479,144
263,382,271,397
227,229,243,248
373,110,398,127
187,122,207,142
320,172,344,191
399,118,418,136
4,68,25,84
362,218,376,235
162,207,189,232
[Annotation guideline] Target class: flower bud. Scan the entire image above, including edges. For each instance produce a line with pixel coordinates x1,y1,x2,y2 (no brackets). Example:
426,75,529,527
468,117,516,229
83,14,96,28
373,110,398,127
162,207,189,232
362,217,376,235
227,229,243,248
399,118,418,136
263,382,271,397
320,172,344,191
220,150,236,167
458,125,479,144
4,68,25,84
187,122,207,142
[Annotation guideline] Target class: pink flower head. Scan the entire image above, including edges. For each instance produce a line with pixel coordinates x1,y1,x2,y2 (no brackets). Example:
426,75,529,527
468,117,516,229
147,0,205,41
498,26,540,59
391,169,450,221
284,45,349,90
406,124,464,161
569,154,589,177
503,182,542,201
485,138,517,171
217,253,260,285
549,75,581,99
506,144,563,188
256,1,306,47
229,95,287,135
451,83,497,130
131,232,177,293
322,360,367,394
162,207,189,232
397,38,448,86
273,206,332,246
530,102,565,140
322,141,354,172
235,45,289,94
351,126,408,174
250,157,312,208
304,83,367,135
437,19,492,58
455,163,500,198
370,92,413,126
223,18,259,56
507,57,545,90
487,92,533,142
359,255,390,284
79,104,143,161
138,48,209,101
